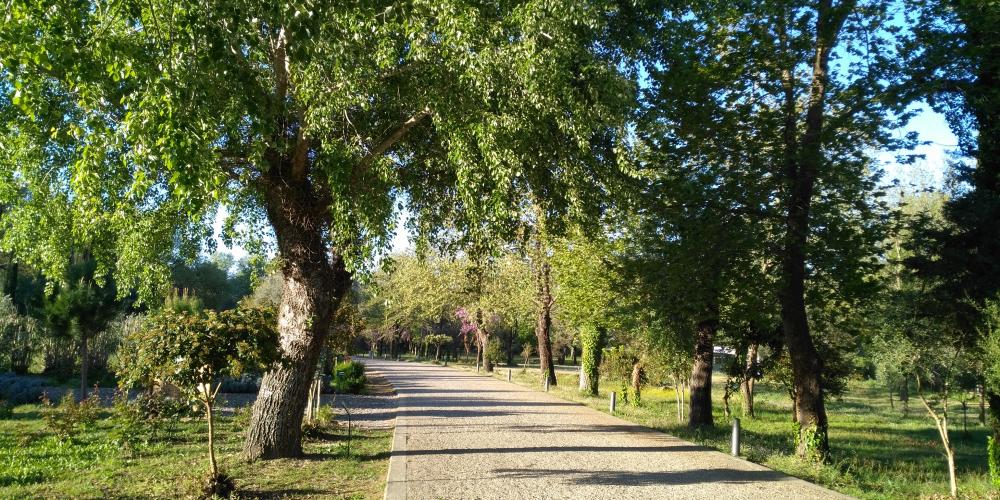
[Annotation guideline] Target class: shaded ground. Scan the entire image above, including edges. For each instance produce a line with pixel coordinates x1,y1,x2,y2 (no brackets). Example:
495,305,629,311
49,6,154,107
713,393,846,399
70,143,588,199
369,359,845,500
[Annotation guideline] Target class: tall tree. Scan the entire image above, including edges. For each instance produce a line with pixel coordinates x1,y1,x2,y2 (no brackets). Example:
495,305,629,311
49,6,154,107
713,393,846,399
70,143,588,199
906,0,1000,446
0,0,632,458
634,0,903,444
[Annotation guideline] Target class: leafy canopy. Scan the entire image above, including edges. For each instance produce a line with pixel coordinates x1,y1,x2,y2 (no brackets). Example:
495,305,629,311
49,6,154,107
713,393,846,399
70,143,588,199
0,0,635,298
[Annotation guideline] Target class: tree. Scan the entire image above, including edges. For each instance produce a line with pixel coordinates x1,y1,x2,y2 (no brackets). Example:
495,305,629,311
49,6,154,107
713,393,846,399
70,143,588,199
906,0,1000,452
551,233,618,395
42,258,122,397
119,305,282,495
0,0,633,458
978,296,1000,487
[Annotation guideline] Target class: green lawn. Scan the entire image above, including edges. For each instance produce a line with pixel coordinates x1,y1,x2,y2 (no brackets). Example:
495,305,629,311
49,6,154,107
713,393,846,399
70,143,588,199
0,405,391,499
449,360,996,499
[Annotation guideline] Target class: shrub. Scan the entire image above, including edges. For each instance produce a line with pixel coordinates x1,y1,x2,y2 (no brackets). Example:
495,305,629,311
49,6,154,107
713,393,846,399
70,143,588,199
301,405,336,439
0,373,46,405
331,361,366,394
109,391,148,456
117,305,282,488
108,390,182,455
219,374,262,393
989,436,1000,488
40,391,102,441
0,296,42,375
484,338,505,367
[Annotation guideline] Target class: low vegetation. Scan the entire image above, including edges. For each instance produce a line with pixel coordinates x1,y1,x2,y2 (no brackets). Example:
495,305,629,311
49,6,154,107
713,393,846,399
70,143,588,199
0,403,390,499
470,363,995,499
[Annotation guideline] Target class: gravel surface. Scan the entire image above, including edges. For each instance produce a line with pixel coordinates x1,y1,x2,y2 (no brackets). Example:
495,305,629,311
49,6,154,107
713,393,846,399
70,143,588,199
370,359,848,500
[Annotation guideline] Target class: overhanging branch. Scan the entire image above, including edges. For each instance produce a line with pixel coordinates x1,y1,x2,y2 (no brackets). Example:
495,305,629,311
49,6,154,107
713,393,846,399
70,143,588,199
358,107,432,170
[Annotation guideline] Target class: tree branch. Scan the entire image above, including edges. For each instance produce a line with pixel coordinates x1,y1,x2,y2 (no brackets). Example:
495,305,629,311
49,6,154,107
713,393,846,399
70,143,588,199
291,109,309,181
358,107,432,170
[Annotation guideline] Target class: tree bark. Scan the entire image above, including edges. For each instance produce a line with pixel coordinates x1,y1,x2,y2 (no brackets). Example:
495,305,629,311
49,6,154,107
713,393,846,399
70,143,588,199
477,308,493,372
775,0,853,458
207,400,218,477
534,251,557,387
741,343,757,418
688,318,717,428
243,172,351,460
631,361,643,405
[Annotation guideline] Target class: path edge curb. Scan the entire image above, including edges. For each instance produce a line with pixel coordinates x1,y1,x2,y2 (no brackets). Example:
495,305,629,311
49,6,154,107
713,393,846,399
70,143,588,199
383,380,406,500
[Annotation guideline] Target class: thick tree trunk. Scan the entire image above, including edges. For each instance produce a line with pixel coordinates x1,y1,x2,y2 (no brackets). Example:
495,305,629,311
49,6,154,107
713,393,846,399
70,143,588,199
534,254,557,387
688,318,717,428
579,325,605,396
243,173,350,460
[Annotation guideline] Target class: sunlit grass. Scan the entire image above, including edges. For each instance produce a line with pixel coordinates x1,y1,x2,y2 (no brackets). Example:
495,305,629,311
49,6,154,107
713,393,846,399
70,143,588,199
0,405,391,499
453,360,995,499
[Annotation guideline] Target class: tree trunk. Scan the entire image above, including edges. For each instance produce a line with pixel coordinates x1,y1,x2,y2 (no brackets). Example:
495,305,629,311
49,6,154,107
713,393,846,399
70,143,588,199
688,318,717,428
4,260,17,305
534,253,557,387
579,325,605,396
435,344,441,361
901,377,910,416
978,383,986,426
775,0,851,458
207,400,218,477
243,174,350,460
506,321,516,367
741,343,757,418
631,361,643,405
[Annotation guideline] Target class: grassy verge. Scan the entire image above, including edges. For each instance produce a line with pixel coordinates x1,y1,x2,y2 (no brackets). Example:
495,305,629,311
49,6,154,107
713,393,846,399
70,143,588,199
0,404,391,499
448,360,995,499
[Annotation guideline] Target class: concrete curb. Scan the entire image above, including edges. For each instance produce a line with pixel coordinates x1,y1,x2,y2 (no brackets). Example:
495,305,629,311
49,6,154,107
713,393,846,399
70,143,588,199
383,383,407,499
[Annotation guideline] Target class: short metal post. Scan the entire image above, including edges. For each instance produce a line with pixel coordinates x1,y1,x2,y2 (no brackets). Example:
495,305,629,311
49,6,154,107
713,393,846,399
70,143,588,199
731,418,741,457
544,378,550,392
610,391,617,414
508,369,512,382
476,360,480,373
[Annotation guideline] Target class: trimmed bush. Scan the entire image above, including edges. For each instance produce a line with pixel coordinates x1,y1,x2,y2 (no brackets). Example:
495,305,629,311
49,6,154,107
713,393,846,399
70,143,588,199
0,373,46,405
331,361,366,394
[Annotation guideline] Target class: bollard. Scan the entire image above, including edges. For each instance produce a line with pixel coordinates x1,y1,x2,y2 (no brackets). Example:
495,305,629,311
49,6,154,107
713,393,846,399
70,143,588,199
731,418,741,457
544,378,550,392
610,391,617,414
477,360,481,373
508,369,512,382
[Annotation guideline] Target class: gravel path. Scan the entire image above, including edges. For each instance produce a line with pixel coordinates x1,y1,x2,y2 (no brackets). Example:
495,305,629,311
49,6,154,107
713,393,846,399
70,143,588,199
368,359,847,500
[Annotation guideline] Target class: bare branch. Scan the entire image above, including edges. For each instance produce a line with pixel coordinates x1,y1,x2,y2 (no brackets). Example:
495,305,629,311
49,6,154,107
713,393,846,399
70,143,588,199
358,107,432,170
273,27,289,103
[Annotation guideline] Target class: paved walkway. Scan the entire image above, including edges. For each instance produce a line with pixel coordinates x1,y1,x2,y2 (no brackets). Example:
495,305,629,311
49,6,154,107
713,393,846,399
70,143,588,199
367,359,846,500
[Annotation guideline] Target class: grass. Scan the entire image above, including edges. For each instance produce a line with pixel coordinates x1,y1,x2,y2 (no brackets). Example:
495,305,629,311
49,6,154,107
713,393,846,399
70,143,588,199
453,360,998,500
0,404,391,499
